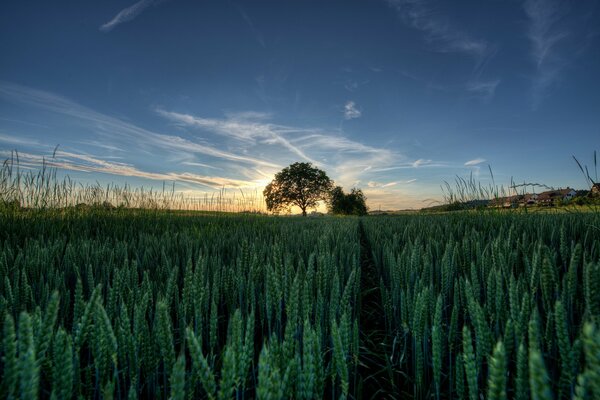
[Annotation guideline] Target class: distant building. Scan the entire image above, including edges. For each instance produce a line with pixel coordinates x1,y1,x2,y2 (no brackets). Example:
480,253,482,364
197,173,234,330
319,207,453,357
462,187,584,209
490,195,522,208
522,193,538,205
537,188,576,205
561,188,577,200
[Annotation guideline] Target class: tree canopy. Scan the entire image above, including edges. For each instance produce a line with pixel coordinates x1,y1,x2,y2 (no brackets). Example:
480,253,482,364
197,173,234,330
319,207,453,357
328,186,368,216
263,162,333,216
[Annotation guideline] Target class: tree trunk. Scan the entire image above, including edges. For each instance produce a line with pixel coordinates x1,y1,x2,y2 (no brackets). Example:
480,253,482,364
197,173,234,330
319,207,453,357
301,207,307,216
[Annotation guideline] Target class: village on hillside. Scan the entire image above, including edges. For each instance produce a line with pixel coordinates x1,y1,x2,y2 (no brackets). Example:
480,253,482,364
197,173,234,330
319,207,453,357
410,183,600,214
490,183,600,208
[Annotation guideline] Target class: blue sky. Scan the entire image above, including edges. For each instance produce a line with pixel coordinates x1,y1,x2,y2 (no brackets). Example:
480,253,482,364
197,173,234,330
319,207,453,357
1,0,599,209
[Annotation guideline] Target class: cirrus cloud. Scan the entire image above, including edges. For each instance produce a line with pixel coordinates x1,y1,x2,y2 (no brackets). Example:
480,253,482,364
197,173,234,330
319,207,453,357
100,0,167,32
464,158,486,166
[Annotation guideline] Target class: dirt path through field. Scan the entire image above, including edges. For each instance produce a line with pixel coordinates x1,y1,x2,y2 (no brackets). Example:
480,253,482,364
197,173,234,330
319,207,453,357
356,219,397,399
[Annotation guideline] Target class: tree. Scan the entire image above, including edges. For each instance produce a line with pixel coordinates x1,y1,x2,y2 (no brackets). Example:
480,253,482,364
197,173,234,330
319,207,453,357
328,186,368,216
263,162,333,216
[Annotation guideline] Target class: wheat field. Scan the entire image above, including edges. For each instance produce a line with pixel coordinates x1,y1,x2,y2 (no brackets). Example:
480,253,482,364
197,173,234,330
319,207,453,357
0,205,599,399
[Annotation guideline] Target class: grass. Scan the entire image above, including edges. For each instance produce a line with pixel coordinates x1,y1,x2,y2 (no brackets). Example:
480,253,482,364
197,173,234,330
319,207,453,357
0,152,267,213
1,155,599,399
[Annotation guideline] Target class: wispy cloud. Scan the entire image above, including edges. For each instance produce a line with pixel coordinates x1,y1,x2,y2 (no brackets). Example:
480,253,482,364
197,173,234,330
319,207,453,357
292,134,386,155
0,82,277,168
412,158,432,167
0,133,41,147
386,0,501,101
178,111,402,184
466,79,500,102
237,6,266,48
156,108,401,186
464,157,486,166
368,179,416,188
181,161,220,170
2,149,261,189
523,0,570,108
372,160,449,172
0,82,406,195
156,109,317,163
0,117,50,129
77,140,125,153
524,0,568,68
343,101,362,120
100,0,166,32
338,73,371,93
385,0,489,60
290,133,397,186
0,82,425,207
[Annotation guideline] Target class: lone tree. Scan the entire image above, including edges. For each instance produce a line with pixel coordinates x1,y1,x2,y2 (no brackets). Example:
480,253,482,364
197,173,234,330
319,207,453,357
328,186,368,216
263,162,333,216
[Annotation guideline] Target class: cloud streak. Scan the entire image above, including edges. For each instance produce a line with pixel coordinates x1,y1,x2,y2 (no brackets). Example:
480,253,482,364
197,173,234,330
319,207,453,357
386,0,500,101
466,79,500,102
0,82,278,168
100,0,165,32
237,6,266,48
156,109,398,180
368,179,416,188
372,160,450,172
412,158,432,167
523,0,570,108
0,133,41,147
464,157,486,166
2,149,261,189
289,132,397,186
343,101,361,120
292,134,387,155
386,0,489,60
157,109,317,163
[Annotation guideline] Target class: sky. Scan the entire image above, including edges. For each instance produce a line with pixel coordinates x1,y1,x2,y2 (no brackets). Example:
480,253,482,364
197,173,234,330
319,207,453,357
1,0,599,210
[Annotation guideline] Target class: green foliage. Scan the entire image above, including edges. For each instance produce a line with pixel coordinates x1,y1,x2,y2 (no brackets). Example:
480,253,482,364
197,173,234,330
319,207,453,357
1,315,17,399
328,186,368,216
17,312,39,400
529,348,552,400
487,340,506,400
156,300,175,375
263,162,333,215
516,342,529,400
573,322,600,399
50,329,73,400
169,355,185,400
462,326,478,400
432,295,443,398
186,328,216,400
